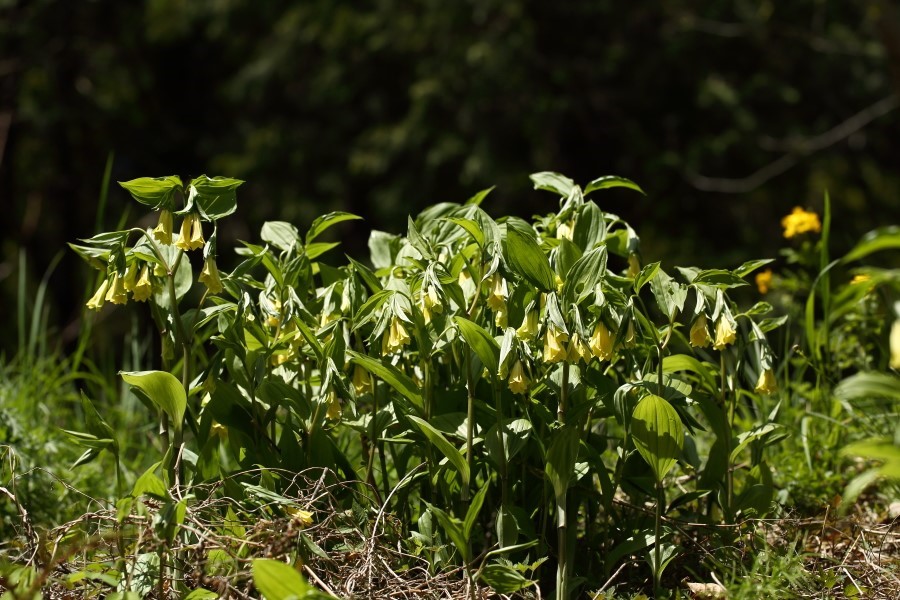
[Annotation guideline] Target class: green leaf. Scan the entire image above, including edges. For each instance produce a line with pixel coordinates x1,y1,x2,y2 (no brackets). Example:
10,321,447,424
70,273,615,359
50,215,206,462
650,268,688,320
347,255,382,293
555,238,582,279
463,483,489,540
190,175,243,220
444,217,485,247
252,558,310,600
634,261,660,292
466,186,495,206
261,221,301,252
185,590,219,600
691,269,749,288
479,563,534,594
408,415,470,488
120,370,186,432
584,175,645,196
530,171,576,198
573,201,607,250
504,225,555,292
454,316,501,374
352,289,394,331
562,246,607,307
119,176,182,210
835,372,900,402
733,258,774,278
843,226,900,263
545,426,579,500
306,211,362,245
346,351,424,415
132,463,168,499
425,503,469,563
631,394,684,481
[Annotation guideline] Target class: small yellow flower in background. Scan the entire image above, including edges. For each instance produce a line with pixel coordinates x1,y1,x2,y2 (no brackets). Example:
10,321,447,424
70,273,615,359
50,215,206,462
382,317,411,355
516,311,538,340
555,273,564,294
86,278,110,310
487,273,508,311
714,316,737,350
153,261,167,277
199,257,224,294
567,333,591,364
325,389,342,420
755,269,773,295
781,206,821,239
494,304,508,328
508,360,529,395
104,272,128,305
850,274,872,285
153,209,174,244
623,320,636,348
627,254,641,279
270,352,290,366
690,314,711,348
543,325,569,363
754,368,777,395
175,213,205,251
890,320,900,370
557,220,574,241
352,364,372,395
132,265,153,302
122,262,138,292
589,322,614,361
286,506,314,528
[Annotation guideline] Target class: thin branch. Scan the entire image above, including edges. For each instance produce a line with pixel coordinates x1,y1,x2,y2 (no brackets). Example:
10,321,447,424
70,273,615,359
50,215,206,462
687,94,899,193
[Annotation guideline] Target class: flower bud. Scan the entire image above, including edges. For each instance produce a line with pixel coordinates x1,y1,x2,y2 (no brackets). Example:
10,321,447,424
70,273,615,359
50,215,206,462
153,209,174,244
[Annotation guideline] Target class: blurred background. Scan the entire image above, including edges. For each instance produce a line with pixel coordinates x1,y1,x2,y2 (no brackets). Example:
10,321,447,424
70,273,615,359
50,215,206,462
2,0,899,356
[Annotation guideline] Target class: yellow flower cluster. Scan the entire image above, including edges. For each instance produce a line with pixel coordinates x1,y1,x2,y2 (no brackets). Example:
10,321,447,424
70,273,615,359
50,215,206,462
382,317,411,355
781,207,821,239
86,263,154,310
175,212,205,251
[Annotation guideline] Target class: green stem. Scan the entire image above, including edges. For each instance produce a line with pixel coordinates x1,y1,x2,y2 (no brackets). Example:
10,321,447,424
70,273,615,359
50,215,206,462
721,352,733,515
463,351,476,504
556,362,570,600
653,479,664,596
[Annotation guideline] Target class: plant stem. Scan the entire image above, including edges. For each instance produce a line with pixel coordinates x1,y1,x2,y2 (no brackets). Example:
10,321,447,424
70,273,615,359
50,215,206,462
653,479,663,597
463,351,476,504
556,362,570,600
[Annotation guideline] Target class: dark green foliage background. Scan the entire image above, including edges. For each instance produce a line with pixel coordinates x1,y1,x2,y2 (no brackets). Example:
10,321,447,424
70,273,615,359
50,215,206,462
2,0,899,352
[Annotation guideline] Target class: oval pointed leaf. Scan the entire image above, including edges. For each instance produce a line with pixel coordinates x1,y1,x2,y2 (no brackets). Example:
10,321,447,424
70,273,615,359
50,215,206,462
347,351,424,415
252,558,310,600
190,175,243,220
631,394,684,481
121,370,186,431
584,175,645,196
306,211,362,245
119,176,182,210
505,226,555,292
409,416,470,488
454,316,500,374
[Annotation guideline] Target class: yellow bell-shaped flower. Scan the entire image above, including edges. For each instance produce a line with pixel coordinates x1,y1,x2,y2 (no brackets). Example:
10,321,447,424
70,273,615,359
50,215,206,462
420,285,442,324
153,209,174,245
890,320,900,370
494,303,508,328
175,213,205,251
557,220,574,241
516,311,538,341
543,325,569,363
754,368,777,395
122,262,138,292
86,278,110,311
325,389,342,420
508,360,529,395
487,273,508,311
627,254,641,278
589,322,614,361
104,272,128,305
714,316,737,350
199,257,223,294
352,365,372,396
132,265,153,302
382,317,411,355
690,314,711,348
567,333,591,364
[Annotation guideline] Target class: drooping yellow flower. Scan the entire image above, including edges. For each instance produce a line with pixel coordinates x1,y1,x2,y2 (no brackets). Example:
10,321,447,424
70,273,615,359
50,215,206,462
754,368,777,395
86,278,110,311
714,316,737,350
543,325,569,363
557,220,574,241
153,261,167,277
270,352,290,366
494,303,508,328
132,265,153,302
508,360,529,395
755,269,773,295
589,322,614,361
175,213,205,251
420,285,443,324
850,274,871,285
153,209,174,245
627,254,641,279
781,207,821,239
487,273,508,311
199,257,223,294
890,320,900,370
690,314,712,348
352,365,372,396
567,333,591,364
104,272,128,305
516,311,539,340
286,507,314,528
122,262,138,291
325,389,342,420
382,317,411,355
